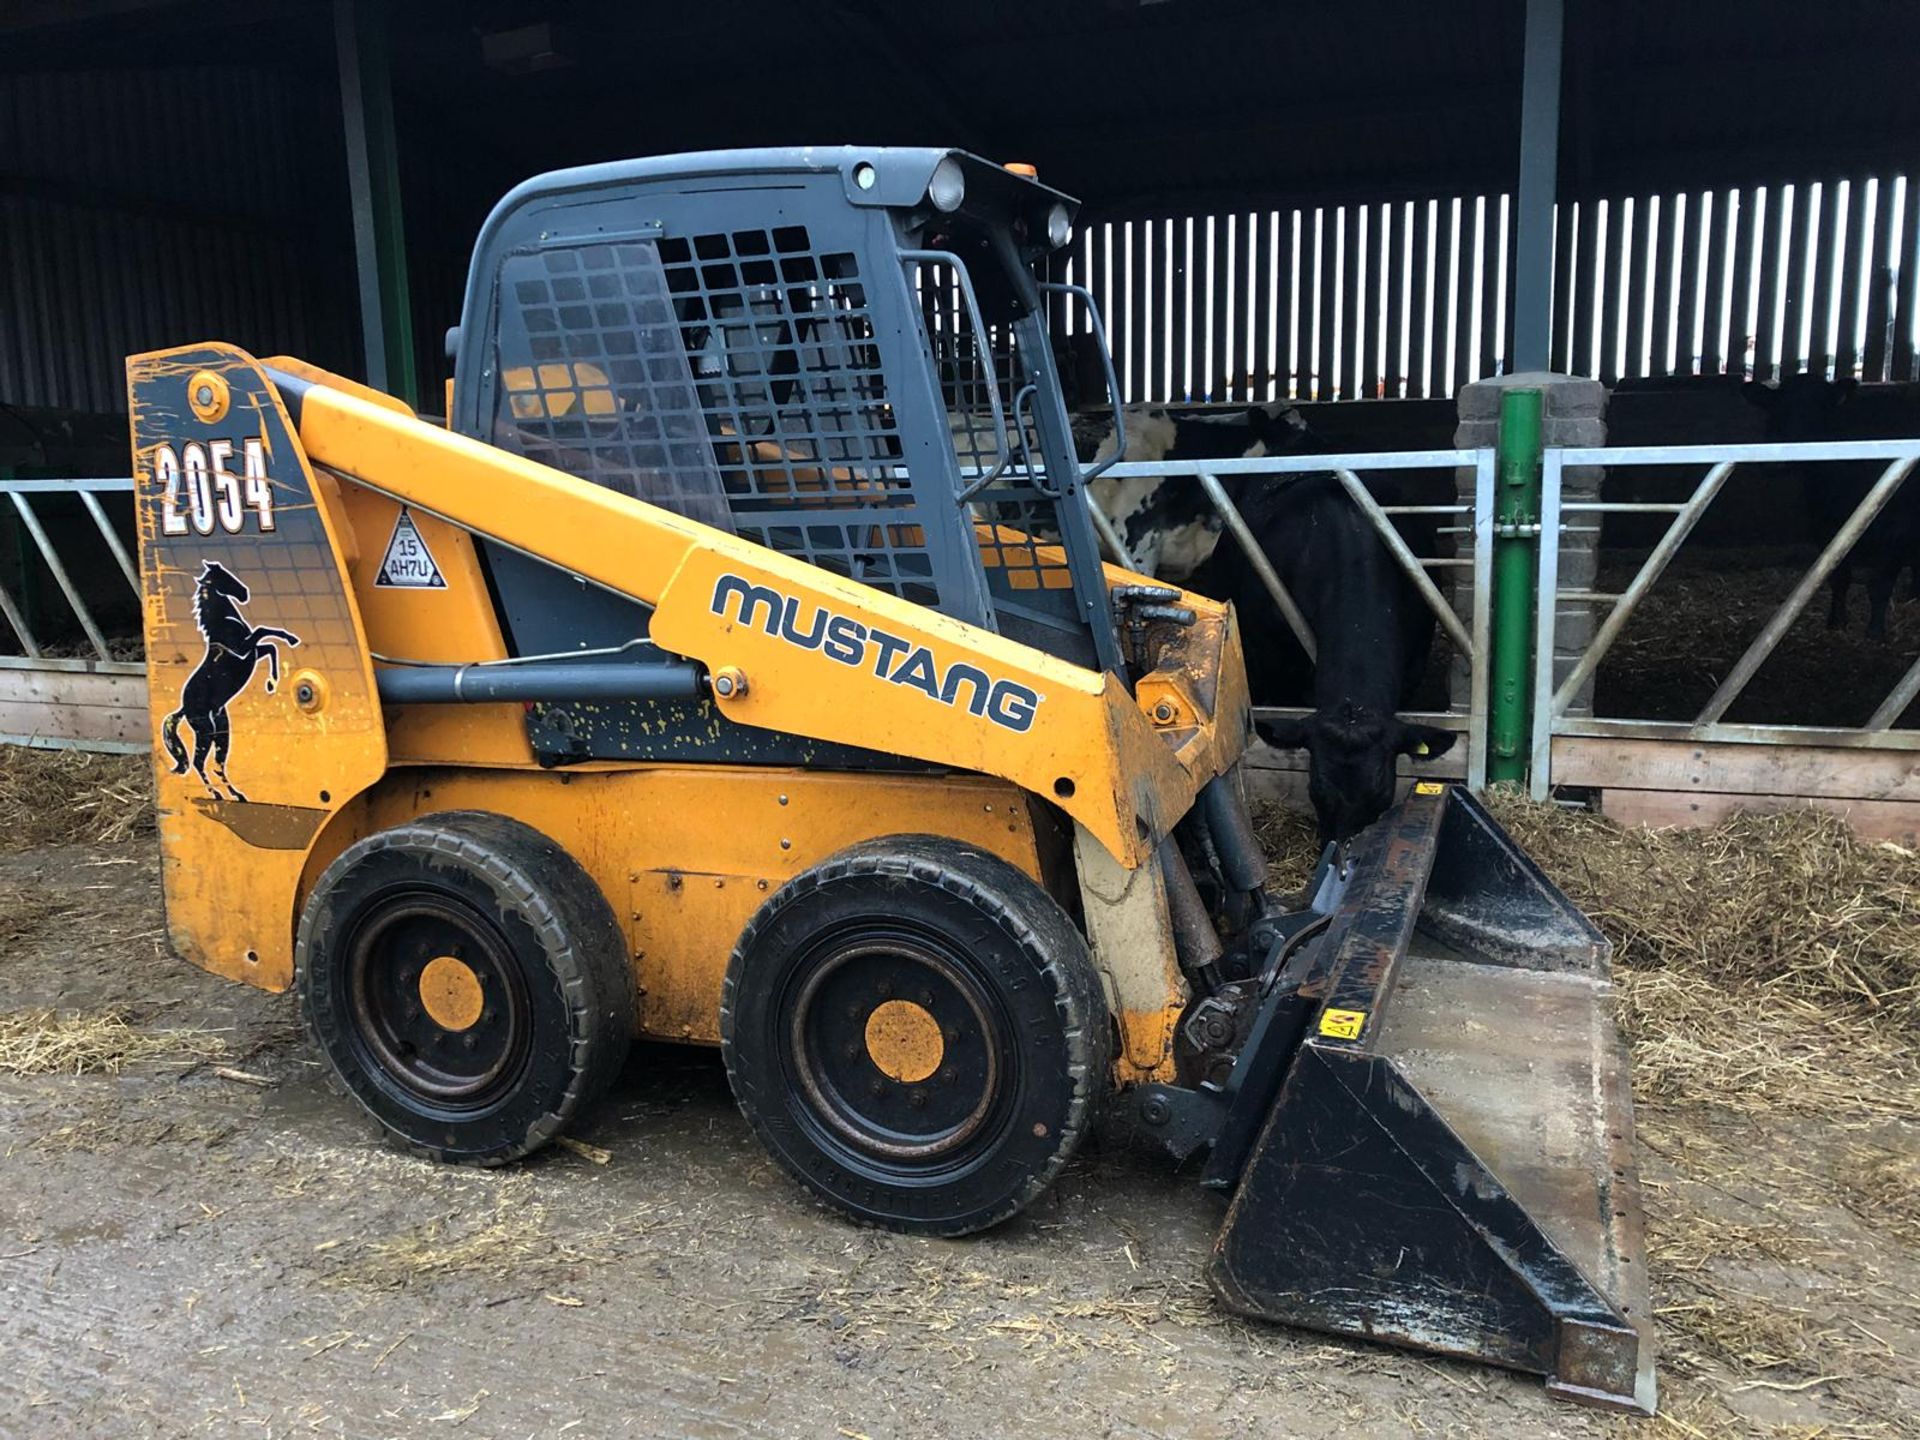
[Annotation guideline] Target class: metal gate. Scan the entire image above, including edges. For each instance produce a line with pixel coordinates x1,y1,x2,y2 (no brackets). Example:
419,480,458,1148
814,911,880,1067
1092,447,1497,790
1529,438,1920,830
0,476,145,752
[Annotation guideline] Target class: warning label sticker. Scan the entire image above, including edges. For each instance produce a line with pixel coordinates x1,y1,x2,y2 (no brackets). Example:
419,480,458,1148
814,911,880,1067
376,507,445,589
1318,1008,1368,1041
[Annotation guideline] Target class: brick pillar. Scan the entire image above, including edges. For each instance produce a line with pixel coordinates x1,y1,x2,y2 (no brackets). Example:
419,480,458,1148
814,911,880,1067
1450,372,1608,718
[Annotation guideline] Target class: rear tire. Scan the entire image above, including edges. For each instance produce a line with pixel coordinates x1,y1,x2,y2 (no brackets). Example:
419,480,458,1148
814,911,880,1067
721,836,1112,1236
297,811,634,1165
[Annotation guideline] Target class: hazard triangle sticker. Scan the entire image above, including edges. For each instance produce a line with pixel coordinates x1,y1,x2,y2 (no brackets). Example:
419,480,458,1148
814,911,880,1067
375,507,446,589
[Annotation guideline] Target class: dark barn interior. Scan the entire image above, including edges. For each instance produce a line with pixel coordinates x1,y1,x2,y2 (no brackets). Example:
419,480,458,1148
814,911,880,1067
3,0,1919,723
7,0,1920,451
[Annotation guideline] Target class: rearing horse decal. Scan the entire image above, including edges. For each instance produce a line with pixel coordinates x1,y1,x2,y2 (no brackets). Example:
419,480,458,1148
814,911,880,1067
161,560,301,803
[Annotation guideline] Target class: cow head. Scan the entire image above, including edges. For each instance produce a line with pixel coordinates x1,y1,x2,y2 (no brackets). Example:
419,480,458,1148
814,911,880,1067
1244,404,1315,457
1257,704,1456,843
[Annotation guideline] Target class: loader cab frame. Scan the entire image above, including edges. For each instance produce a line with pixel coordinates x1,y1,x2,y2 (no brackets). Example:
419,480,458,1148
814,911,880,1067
448,148,1122,773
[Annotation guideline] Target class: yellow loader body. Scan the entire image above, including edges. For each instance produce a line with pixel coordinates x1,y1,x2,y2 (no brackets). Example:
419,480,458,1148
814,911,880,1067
132,343,1241,1081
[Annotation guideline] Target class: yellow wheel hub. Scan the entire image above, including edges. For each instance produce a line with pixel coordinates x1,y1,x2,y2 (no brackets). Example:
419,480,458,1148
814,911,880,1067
863,999,944,1084
418,954,486,1032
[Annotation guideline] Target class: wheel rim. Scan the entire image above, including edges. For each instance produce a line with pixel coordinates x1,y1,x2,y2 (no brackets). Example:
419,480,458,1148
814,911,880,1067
785,929,1011,1170
343,890,531,1111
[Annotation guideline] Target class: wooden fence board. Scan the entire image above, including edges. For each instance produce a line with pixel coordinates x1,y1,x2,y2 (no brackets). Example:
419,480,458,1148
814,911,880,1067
1427,198,1455,400
1699,187,1732,375
1383,201,1408,397
1552,736,1920,802
1774,177,1804,380
1808,176,1845,376
1726,186,1760,381
1860,173,1895,382
1600,789,1920,844
0,664,149,748
1752,184,1788,382
1674,191,1704,375
1599,194,1630,383
1344,203,1366,401
1624,196,1653,380
1406,199,1434,401
1453,197,1479,392
1208,213,1232,402
1893,177,1920,383
1649,192,1679,376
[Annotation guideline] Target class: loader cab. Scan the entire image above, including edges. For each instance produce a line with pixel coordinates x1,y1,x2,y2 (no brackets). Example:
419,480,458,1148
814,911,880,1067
448,148,1121,766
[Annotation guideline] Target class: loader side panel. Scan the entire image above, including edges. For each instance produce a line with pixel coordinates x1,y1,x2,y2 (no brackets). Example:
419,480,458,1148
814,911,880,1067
285,380,1209,868
129,344,387,991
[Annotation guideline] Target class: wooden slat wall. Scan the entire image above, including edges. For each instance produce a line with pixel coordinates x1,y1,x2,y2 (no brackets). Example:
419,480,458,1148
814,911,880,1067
1383,202,1408,396
1553,737,1920,843
1699,190,1732,375
1070,170,1920,404
1896,187,1920,382
0,664,148,752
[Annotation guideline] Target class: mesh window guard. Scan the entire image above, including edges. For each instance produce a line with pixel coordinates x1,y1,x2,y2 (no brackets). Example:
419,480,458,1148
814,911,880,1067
494,227,945,607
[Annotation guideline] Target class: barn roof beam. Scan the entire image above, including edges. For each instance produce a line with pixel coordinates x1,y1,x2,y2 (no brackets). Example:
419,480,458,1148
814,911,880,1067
335,0,416,408
1512,0,1564,373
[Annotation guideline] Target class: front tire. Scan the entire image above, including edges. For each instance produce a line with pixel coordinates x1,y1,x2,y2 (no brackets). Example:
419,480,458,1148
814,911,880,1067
721,836,1112,1237
297,811,634,1165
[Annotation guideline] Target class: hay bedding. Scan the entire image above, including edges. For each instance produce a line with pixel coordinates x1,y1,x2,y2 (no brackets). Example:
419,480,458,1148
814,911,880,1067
1261,797,1920,1113
1490,799,1920,1120
0,1008,227,1076
0,748,152,850
3,749,1916,1428
0,750,203,1077
1593,547,1920,729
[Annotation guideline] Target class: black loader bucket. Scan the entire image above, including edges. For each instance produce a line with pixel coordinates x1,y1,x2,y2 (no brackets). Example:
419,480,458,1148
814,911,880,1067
1193,785,1654,1412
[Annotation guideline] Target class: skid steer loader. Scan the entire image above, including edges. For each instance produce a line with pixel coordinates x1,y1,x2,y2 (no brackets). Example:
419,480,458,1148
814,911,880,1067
130,147,1651,1412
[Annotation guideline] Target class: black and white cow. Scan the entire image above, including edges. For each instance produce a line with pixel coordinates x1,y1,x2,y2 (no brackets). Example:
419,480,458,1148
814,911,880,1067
1077,402,1453,841
1083,404,1314,581
1186,471,1456,842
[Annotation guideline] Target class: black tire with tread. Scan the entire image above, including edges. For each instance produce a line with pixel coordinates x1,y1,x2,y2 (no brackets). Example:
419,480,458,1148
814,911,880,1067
297,810,634,1165
721,835,1113,1237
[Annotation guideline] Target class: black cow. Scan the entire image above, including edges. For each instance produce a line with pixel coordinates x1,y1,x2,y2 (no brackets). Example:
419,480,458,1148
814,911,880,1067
1186,470,1455,843
1746,375,1920,639
1083,404,1314,581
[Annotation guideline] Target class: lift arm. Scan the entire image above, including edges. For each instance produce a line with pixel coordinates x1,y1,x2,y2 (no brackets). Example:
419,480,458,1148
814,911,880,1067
261,352,1241,866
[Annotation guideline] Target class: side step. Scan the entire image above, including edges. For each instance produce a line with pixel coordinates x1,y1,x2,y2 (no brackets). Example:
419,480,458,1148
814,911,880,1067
1207,786,1656,1413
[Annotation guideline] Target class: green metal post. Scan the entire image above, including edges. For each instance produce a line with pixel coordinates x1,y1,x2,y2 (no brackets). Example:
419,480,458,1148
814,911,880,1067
1488,389,1544,785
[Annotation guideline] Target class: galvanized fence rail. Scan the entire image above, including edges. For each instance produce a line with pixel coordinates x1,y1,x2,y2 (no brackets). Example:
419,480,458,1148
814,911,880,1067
1529,438,1920,803
0,476,146,752
1092,449,1496,790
